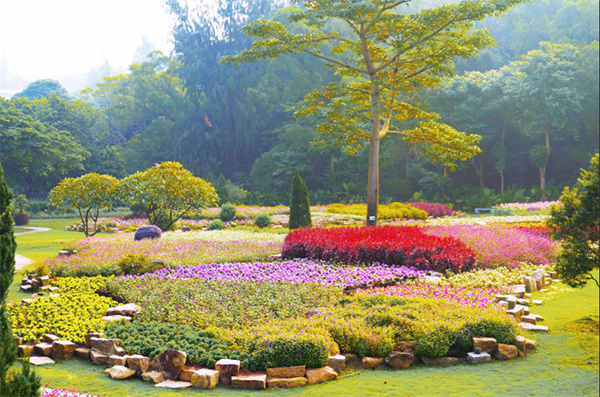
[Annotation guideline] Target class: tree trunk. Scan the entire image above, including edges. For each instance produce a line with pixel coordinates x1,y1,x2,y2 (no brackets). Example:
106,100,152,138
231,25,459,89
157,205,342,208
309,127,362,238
540,166,546,200
500,169,505,195
366,84,381,227
471,158,485,187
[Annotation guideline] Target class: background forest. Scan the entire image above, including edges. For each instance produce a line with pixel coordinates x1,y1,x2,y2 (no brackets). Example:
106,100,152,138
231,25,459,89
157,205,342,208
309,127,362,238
0,0,598,209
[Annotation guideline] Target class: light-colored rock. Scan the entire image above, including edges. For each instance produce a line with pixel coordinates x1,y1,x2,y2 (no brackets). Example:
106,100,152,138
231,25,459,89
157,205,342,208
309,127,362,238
52,341,76,360
472,337,497,355
105,365,136,380
532,299,543,305
154,380,192,389
75,347,90,359
398,341,418,353
362,356,385,369
520,314,538,325
90,337,120,356
191,369,219,389
34,343,53,357
29,356,55,366
506,305,525,321
385,351,414,369
107,355,128,367
467,351,491,364
531,269,546,290
267,377,308,389
512,285,526,298
85,333,105,348
494,344,519,360
231,374,267,390
516,298,531,305
505,296,517,310
106,303,141,317
90,349,109,365
266,365,305,378
524,276,537,293
127,354,150,376
142,371,165,384
327,355,346,374
178,367,197,382
306,367,338,384
215,359,240,386
421,357,463,366
530,314,544,322
499,300,509,310
101,315,132,323
43,334,61,344
519,323,549,332
523,306,530,315
150,349,187,380
343,354,362,368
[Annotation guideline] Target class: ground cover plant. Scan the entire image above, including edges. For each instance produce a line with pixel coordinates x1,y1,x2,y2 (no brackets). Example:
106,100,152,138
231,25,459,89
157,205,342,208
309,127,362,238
121,259,424,288
493,201,559,215
432,264,554,288
424,225,559,269
326,203,428,220
406,202,454,218
44,230,285,277
282,226,476,273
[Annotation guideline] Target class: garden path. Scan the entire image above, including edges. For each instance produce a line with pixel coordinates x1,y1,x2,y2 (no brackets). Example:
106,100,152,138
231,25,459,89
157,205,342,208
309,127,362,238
14,226,52,271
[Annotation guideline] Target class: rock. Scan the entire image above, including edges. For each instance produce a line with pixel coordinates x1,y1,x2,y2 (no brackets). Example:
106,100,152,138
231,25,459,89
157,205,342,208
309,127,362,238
106,303,141,317
231,374,267,390
101,315,132,323
421,357,463,366
29,356,55,366
127,354,150,376
512,285,526,298
154,380,192,389
18,344,34,357
75,347,90,359
266,365,306,378
472,337,497,355
142,371,165,384
499,301,509,310
494,344,518,360
105,365,136,380
90,337,120,356
525,339,537,349
20,285,33,292
191,369,219,389
530,314,544,322
549,270,558,278
107,355,128,367
151,349,187,380
531,270,546,290
506,305,524,321
306,367,338,384
385,351,414,369
520,314,538,325
532,299,543,305
398,341,418,353
34,343,53,357
544,276,552,285
267,377,308,389
514,336,537,353
467,351,491,364
516,298,531,305
115,346,126,356
40,275,50,286
43,334,60,344
327,355,346,374
505,296,517,310
215,359,240,386
523,306,530,315
362,356,385,369
84,333,105,348
90,349,109,365
343,354,362,368
52,341,76,360
519,323,549,332
178,367,197,382
523,276,537,293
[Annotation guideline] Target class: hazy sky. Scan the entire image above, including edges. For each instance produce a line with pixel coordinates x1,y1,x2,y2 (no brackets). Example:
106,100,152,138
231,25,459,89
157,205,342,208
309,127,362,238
0,0,176,88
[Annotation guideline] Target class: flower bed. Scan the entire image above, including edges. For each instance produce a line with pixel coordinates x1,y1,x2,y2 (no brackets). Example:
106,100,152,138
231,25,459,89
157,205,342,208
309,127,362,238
493,201,559,215
406,202,454,218
434,264,554,288
282,226,476,273
45,231,285,277
424,225,559,269
119,259,424,289
326,203,428,220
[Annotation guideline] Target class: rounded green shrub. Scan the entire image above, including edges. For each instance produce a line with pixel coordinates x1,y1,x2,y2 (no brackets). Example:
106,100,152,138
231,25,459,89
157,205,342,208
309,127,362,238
219,203,237,222
413,327,454,358
13,212,30,226
208,219,225,230
247,333,330,370
254,214,272,229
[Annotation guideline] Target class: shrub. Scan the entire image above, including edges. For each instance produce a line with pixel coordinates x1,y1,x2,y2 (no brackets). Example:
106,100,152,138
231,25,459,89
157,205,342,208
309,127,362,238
219,203,237,222
326,202,427,220
208,219,225,230
13,212,30,226
407,202,453,218
118,253,148,276
246,332,330,370
254,214,272,229
289,170,312,229
413,327,455,358
134,225,162,241
282,226,476,273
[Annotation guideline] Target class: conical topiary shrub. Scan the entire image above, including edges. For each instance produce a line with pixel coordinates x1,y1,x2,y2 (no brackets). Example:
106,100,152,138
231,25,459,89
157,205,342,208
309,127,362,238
0,162,41,397
289,170,312,230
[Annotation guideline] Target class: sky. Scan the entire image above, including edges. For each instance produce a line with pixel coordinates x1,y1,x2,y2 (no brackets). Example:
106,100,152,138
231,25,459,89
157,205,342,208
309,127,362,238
0,0,177,93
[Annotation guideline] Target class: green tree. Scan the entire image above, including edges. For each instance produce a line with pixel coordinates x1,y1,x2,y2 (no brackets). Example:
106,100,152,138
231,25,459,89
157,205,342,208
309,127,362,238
504,42,583,199
121,162,219,231
12,79,70,101
222,0,526,225
48,173,120,237
549,153,599,288
289,169,312,229
0,162,41,397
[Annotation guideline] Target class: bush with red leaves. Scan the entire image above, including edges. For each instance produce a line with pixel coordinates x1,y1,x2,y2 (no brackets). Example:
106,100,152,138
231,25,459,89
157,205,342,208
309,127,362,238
406,202,454,218
282,226,476,273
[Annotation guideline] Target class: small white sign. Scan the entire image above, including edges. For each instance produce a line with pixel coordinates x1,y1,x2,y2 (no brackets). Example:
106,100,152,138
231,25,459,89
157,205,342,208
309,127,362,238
369,216,376,221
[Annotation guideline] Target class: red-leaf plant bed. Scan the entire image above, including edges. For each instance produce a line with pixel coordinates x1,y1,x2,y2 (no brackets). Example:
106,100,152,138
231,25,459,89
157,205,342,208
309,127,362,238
282,226,476,273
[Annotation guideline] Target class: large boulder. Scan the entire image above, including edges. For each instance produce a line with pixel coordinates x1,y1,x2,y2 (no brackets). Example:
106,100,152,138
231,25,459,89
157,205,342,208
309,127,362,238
215,359,240,386
266,365,306,378
362,357,385,369
306,367,338,384
105,365,136,380
150,349,187,380
231,374,267,390
531,270,546,290
327,355,346,374
84,333,105,348
90,337,120,356
343,354,362,368
106,303,141,317
472,337,497,355
191,369,219,389
90,349,109,365
52,340,76,360
127,354,150,376
142,371,165,384
385,351,414,370
494,344,519,360
34,343,53,357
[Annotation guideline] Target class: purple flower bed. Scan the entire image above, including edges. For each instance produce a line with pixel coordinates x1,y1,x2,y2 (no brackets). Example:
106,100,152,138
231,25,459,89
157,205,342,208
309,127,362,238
118,259,425,289
357,283,505,309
